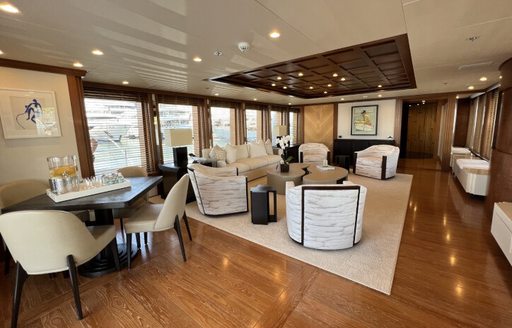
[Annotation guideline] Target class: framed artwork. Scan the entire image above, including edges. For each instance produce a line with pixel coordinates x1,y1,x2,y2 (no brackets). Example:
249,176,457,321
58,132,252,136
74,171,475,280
0,88,61,139
351,105,378,136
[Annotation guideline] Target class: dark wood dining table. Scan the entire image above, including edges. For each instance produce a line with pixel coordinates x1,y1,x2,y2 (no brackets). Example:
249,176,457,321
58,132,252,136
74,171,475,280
1,176,162,277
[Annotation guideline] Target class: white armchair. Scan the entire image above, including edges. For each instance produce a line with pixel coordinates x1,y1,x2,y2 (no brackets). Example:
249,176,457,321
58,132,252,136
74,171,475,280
298,143,330,164
187,164,248,216
285,181,367,250
353,145,400,180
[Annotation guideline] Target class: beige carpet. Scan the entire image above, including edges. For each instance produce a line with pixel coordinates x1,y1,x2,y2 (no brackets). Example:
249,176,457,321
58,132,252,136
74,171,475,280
185,173,412,295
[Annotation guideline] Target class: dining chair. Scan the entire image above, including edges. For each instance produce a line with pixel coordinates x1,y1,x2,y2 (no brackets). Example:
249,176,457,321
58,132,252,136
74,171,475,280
0,210,119,328
124,174,190,269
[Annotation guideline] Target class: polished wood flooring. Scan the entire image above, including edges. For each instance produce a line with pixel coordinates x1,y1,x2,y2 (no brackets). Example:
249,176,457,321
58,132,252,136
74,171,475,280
1,158,511,327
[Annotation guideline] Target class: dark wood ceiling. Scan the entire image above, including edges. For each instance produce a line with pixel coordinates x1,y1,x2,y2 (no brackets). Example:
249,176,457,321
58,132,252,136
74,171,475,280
212,34,416,99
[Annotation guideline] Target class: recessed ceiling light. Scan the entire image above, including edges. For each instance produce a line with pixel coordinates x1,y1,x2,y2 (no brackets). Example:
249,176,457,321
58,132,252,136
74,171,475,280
323,91,328,94
276,76,282,80
298,72,303,77
409,104,412,107
378,84,382,88
327,84,332,87
122,80,129,85
0,50,3,55
467,85,475,90
92,49,104,56
309,86,314,90
363,95,368,98
340,77,346,81
288,102,292,105
214,93,219,96
332,73,338,77
340,98,344,101
193,56,202,62
479,76,487,81
269,31,281,39
253,98,257,101
283,86,287,89
0,3,20,14
456,95,459,99
271,83,276,87
416,103,419,106
378,94,382,98
289,95,294,97
73,62,83,68
499,75,503,79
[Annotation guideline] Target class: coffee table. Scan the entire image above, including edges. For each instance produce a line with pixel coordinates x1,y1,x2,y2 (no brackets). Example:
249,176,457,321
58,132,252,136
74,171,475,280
267,163,309,194
302,165,348,184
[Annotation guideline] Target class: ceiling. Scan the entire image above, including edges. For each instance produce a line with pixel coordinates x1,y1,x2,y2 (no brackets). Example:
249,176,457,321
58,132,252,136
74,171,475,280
0,0,511,105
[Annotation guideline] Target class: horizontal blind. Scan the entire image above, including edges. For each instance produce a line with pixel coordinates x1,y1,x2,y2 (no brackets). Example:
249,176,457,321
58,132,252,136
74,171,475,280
156,94,204,107
84,89,148,176
157,103,195,164
210,99,242,109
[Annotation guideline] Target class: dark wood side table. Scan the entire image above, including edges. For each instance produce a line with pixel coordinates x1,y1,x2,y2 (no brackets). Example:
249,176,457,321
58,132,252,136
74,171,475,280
159,159,214,202
250,185,277,225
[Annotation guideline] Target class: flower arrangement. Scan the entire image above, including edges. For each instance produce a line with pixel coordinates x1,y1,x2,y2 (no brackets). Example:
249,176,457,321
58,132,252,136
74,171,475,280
277,135,293,165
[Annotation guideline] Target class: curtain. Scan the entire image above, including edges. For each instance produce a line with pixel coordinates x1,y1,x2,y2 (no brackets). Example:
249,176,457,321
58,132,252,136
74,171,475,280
194,100,212,153
480,88,499,159
231,103,246,145
261,106,272,141
472,94,486,154
466,97,478,150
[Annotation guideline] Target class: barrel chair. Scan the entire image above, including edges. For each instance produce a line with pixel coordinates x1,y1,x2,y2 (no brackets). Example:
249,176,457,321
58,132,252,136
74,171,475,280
285,181,367,250
298,143,330,164
353,145,400,180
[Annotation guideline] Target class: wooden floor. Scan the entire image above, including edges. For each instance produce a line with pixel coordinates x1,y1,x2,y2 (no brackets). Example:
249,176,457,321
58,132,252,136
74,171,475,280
1,158,511,327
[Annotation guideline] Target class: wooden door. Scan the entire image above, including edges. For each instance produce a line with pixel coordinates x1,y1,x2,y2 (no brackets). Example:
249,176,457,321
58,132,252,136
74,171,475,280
406,102,437,157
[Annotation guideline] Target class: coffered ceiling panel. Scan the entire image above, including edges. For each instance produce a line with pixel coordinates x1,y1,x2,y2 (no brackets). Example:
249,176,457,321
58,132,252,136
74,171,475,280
212,34,416,98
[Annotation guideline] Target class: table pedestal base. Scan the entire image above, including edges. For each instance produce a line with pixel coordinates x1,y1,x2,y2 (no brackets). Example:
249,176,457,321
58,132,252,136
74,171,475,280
78,243,137,277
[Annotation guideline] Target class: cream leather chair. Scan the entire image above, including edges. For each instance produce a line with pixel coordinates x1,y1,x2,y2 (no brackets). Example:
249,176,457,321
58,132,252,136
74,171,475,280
187,164,248,216
0,210,119,327
298,143,330,164
353,145,400,180
124,174,190,269
285,181,367,250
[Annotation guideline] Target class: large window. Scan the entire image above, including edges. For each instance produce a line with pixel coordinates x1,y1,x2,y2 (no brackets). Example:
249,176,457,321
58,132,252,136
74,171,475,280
158,103,195,164
84,98,145,175
289,111,298,144
211,107,231,147
271,110,282,143
245,109,259,142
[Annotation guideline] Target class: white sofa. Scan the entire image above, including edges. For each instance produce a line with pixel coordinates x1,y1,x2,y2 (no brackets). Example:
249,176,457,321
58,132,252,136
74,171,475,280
453,158,490,196
450,147,472,168
353,145,400,180
202,140,281,181
285,181,367,250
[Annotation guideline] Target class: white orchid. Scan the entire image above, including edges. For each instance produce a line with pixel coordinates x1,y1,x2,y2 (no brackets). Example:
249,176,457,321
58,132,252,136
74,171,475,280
277,135,292,164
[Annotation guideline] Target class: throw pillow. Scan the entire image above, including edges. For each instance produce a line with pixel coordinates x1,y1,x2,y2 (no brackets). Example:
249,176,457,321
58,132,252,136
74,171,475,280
236,144,249,160
224,144,238,164
264,139,273,155
249,141,267,158
209,145,226,161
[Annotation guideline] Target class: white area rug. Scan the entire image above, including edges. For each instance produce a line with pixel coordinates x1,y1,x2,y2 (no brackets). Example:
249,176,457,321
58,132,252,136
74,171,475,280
185,173,412,295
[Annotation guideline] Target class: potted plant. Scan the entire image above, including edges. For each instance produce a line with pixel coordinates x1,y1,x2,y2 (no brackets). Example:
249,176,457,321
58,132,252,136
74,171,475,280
277,135,293,172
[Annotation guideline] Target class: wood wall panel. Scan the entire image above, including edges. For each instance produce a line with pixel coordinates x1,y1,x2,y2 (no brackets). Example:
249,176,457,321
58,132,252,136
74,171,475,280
406,102,437,156
453,98,470,147
304,104,334,160
440,96,457,170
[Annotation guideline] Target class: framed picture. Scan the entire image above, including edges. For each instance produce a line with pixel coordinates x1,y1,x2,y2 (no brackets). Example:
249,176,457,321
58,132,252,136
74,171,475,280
0,88,61,139
351,105,378,136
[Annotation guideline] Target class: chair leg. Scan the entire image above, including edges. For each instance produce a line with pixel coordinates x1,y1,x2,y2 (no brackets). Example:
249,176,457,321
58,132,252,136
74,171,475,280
12,262,27,328
4,245,10,275
144,232,148,245
126,233,132,269
135,233,141,249
182,212,192,241
174,216,187,262
66,255,83,320
109,239,120,271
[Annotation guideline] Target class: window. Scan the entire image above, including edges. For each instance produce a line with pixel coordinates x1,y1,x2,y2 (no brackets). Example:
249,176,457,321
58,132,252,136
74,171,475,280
271,110,282,143
158,103,195,164
289,111,298,144
211,107,231,147
84,98,146,175
245,109,259,142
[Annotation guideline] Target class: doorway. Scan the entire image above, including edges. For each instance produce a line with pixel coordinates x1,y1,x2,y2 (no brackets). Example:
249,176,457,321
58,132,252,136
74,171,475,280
400,101,439,158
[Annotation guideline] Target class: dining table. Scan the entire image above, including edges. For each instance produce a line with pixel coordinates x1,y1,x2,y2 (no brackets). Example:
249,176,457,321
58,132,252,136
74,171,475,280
1,176,162,277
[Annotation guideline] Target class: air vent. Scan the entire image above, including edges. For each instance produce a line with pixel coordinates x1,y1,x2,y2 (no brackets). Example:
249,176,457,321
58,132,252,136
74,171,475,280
458,61,493,70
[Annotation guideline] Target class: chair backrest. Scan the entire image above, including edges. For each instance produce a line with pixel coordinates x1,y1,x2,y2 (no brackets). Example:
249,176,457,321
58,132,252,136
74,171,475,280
360,145,399,157
0,179,48,210
118,166,147,177
154,174,189,230
298,143,329,163
0,211,98,274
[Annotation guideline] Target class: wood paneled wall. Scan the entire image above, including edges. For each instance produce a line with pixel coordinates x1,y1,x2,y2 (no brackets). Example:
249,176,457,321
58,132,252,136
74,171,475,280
406,102,438,156
439,96,458,170
303,104,335,159
453,98,470,147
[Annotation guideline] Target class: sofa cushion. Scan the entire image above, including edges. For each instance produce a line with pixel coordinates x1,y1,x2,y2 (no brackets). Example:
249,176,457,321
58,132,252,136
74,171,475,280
226,161,251,173
264,139,273,155
209,145,226,161
249,141,267,158
236,144,249,160
225,144,238,164
237,157,269,170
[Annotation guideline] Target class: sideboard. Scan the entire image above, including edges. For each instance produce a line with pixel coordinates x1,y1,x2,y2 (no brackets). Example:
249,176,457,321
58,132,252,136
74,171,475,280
333,139,395,166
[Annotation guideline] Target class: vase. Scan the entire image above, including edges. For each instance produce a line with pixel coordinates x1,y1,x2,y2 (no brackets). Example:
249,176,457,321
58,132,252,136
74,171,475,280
280,163,289,173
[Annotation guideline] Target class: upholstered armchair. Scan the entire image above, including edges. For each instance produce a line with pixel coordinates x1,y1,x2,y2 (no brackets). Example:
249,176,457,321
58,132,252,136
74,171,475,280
353,145,400,180
285,181,367,250
187,164,248,216
298,143,330,164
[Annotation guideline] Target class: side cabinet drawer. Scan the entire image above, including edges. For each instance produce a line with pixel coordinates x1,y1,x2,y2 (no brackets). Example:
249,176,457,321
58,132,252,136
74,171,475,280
491,212,512,265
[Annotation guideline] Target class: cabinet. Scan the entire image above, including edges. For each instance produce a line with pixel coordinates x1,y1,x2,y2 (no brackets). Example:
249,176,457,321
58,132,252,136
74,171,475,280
491,202,512,266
